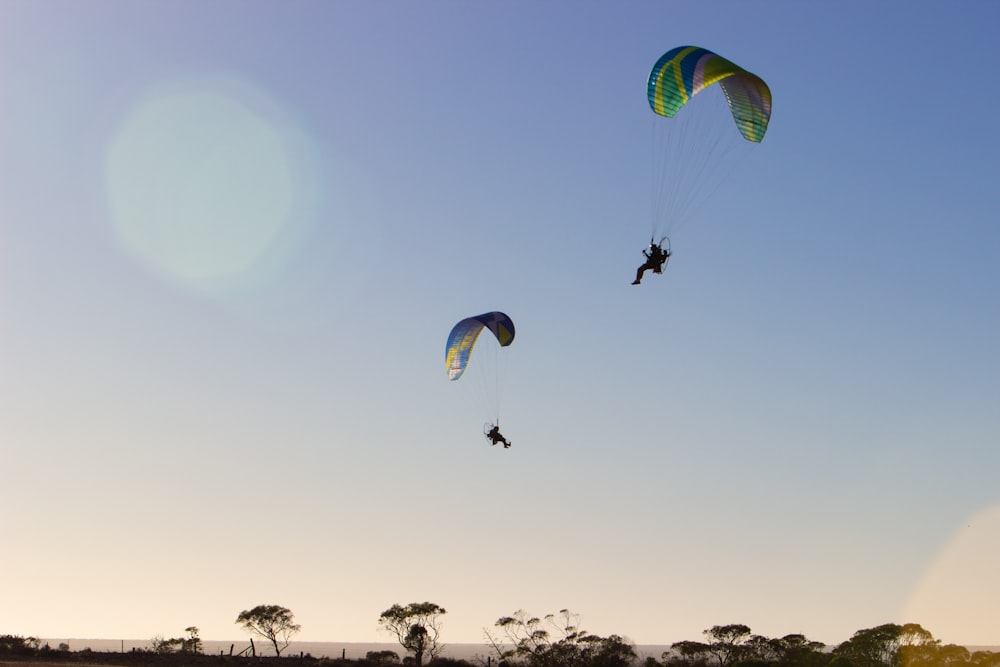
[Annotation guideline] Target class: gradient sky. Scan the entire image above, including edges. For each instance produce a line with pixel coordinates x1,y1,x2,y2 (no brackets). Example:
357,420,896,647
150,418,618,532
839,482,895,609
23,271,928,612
2,0,999,650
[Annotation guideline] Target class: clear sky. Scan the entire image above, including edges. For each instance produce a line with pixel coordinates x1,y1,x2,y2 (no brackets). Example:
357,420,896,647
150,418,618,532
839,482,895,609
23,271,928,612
2,0,998,650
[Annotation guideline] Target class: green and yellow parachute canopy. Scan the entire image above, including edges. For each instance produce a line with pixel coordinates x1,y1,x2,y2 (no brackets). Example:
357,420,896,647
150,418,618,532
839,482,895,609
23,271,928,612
648,45,771,143
445,312,515,381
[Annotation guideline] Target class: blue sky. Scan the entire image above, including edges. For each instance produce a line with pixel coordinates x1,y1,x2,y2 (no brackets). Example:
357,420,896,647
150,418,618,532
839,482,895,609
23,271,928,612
2,0,998,649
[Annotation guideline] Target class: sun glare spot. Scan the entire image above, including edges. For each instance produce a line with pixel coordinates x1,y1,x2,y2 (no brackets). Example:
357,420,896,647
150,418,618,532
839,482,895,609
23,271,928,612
105,76,316,293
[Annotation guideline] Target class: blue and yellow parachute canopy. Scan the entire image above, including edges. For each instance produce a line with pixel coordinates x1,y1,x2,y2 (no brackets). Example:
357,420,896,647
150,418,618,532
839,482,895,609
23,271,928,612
445,311,515,381
648,45,771,143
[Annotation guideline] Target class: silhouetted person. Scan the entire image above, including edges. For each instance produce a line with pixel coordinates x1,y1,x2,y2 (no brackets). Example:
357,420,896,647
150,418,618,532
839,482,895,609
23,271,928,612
632,240,670,285
486,423,511,448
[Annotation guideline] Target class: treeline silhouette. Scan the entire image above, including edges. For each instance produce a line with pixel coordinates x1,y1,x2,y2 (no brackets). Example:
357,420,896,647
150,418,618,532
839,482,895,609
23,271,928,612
3,617,998,667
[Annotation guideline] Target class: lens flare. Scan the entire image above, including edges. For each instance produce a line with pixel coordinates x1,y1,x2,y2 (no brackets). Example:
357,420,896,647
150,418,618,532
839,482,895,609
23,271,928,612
106,76,315,293
902,504,1000,644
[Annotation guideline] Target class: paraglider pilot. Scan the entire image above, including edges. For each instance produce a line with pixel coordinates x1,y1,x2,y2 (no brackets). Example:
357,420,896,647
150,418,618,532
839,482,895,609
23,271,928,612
632,239,671,285
486,423,511,449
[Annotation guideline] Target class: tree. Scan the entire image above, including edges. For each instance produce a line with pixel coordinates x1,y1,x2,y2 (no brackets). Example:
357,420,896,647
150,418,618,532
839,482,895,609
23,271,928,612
833,624,937,667
971,650,1000,667
665,628,827,667
702,625,753,667
182,627,203,654
235,604,301,657
668,640,713,667
485,608,636,667
741,635,779,663
585,634,638,667
899,642,973,667
378,601,447,666
151,635,182,654
0,636,41,655
150,627,202,655
366,649,401,664
732,633,827,666
769,634,827,666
